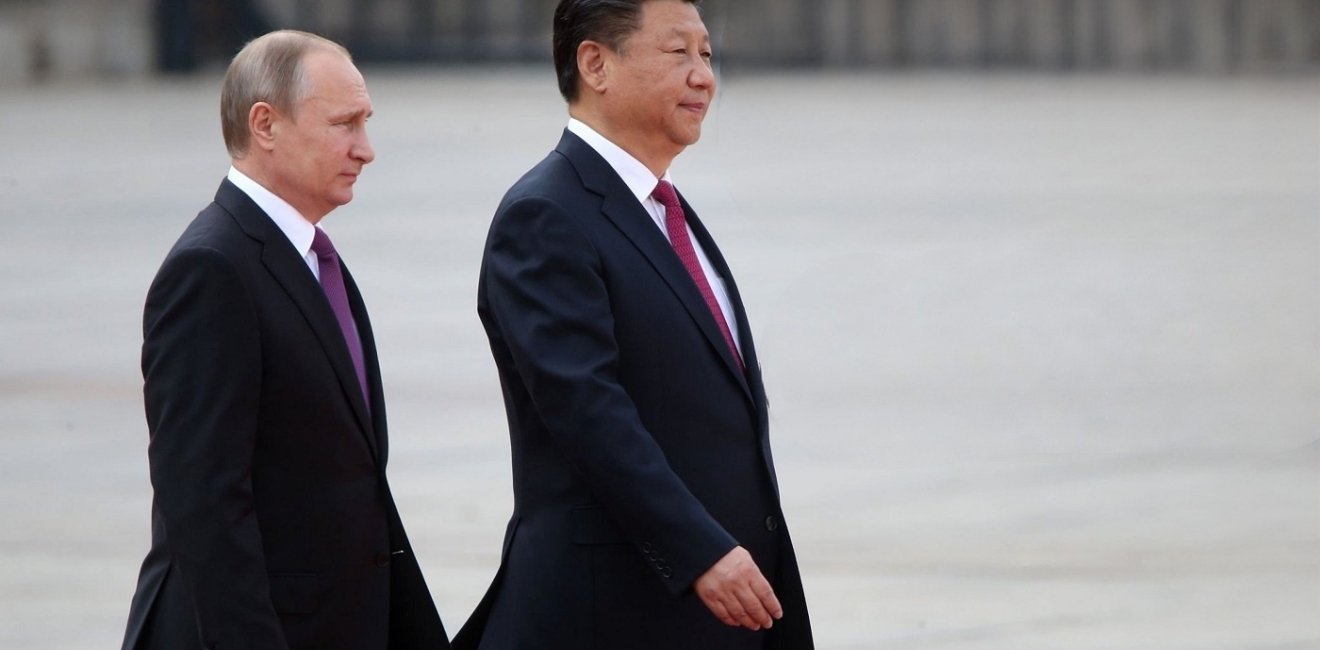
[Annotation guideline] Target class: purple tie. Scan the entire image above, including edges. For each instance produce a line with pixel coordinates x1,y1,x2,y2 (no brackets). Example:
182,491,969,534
652,180,744,371
311,229,369,407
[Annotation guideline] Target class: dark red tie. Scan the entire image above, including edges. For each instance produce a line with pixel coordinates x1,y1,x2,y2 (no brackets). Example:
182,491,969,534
311,229,370,407
652,180,743,370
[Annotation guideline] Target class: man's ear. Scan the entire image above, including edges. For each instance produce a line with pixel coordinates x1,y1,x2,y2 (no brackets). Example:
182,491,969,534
577,41,610,94
248,102,279,152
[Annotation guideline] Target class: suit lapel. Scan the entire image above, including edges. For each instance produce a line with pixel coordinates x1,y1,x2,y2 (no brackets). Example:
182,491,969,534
214,180,381,462
683,202,766,408
684,195,778,495
556,132,753,402
342,264,388,464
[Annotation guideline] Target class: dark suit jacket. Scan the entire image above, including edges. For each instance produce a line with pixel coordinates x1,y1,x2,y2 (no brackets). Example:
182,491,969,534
455,131,813,650
121,179,449,650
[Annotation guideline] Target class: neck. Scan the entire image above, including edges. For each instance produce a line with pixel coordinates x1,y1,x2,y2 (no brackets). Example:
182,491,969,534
231,156,325,224
231,157,263,186
569,106,679,179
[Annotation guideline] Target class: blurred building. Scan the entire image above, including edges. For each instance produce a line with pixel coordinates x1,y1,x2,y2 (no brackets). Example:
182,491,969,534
1,0,1318,84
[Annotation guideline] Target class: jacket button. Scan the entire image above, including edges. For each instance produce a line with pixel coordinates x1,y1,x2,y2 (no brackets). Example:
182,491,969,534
765,515,779,532
642,542,654,553
374,553,391,567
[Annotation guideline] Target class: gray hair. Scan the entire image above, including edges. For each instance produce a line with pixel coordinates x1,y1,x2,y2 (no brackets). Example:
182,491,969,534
220,30,351,157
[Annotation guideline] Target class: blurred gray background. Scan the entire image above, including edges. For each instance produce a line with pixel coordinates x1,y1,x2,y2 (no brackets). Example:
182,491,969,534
3,0,1320,82
1,1,1318,648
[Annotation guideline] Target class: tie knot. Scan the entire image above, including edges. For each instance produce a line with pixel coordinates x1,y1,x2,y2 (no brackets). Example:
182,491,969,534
311,228,337,260
652,180,681,211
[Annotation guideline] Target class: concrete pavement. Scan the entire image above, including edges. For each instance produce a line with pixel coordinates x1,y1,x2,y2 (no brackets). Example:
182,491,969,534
1,69,1317,648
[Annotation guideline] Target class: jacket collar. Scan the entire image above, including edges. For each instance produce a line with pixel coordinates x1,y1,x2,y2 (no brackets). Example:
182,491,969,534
554,131,754,403
214,179,381,461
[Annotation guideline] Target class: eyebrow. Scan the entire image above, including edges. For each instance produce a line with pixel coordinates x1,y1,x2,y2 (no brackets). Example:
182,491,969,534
666,26,710,42
331,108,372,121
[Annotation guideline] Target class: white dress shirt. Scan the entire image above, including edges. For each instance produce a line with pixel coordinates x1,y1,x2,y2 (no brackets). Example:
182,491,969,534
227,166,323,281
566,118,742,355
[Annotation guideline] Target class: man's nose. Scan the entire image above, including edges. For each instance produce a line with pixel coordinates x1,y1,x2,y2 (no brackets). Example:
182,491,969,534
690,57,715,90
355,130,375,165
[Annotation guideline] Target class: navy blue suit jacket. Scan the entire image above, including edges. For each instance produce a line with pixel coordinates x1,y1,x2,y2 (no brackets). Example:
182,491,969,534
456,132,813,649
121,180,449,649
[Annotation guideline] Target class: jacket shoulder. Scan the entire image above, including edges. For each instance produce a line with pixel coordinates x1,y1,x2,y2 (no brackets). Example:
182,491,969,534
501,149,585,206
166,200,256,259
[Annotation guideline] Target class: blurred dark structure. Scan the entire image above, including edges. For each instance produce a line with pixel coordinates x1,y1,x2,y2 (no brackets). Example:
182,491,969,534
263,0,1320,72
1,0,1316,84
157,0,272,72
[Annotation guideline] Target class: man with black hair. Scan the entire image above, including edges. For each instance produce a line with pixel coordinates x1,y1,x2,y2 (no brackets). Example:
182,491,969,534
455,1,814,648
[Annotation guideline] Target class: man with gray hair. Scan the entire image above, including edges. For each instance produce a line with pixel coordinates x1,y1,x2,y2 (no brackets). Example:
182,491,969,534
120,30,450,649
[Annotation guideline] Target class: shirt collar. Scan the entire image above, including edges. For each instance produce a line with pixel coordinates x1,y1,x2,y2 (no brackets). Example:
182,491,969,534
567,118,673,204
227,166,318,259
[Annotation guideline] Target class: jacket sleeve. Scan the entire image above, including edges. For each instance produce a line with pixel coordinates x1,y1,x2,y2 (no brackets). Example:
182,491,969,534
481,196,738,595
141,245,290,648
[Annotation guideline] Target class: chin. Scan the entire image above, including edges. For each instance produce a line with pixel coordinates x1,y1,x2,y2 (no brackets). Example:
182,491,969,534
669,128,702,148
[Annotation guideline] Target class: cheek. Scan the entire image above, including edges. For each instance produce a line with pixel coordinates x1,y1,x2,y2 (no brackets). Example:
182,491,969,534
316,140,345,172
331,135,358,162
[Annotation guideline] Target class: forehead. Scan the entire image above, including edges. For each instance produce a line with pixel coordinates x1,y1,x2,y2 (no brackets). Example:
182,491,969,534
636,0,708,39
301,50,370,106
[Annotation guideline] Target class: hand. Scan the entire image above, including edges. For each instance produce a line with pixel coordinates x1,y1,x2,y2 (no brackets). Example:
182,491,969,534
693,546,783,631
